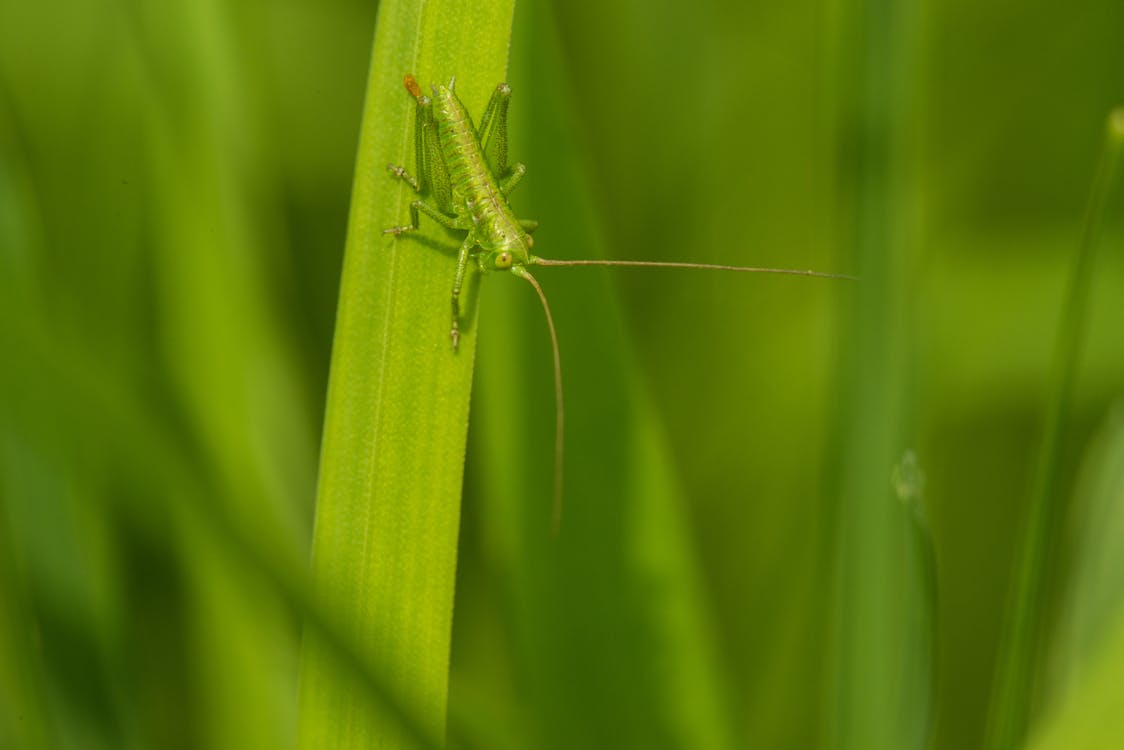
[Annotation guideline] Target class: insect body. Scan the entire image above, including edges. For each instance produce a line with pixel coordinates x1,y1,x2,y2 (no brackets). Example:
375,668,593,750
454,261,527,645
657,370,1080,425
384,74,853,529
384,74,539,351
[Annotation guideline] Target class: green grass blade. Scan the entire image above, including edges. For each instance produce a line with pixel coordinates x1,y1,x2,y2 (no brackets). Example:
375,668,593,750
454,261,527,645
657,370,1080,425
459,4,735,747
1027,403,1124,748
1053,404,1124,699
825,0,932,746
985,110,1124,750
1027,612,1124,750
130,4,318,745
296,2,516,749
1029,401,1124,741
0,311,443,749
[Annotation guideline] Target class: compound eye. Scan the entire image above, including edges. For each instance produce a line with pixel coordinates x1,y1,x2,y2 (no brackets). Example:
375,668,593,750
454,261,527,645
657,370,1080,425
495,251,513,269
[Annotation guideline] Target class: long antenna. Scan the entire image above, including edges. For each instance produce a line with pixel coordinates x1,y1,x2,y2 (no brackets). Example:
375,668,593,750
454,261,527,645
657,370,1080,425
535,257,858,281
512,266,565,534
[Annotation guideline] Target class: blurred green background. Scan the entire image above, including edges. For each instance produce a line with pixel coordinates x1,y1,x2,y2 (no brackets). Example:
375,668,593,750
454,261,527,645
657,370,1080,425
2,0,1123,748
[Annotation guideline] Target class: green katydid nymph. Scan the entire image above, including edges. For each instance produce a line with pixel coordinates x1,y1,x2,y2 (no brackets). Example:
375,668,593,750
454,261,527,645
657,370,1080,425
384,74,854,530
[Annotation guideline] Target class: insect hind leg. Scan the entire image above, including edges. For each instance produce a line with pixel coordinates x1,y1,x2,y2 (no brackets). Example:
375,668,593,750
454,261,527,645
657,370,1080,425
478,82,512,176
498,162,526,195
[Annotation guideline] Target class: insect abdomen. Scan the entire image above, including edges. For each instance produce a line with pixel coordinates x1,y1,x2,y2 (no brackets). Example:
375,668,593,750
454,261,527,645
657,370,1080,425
433,91,487,198
432,86,517,243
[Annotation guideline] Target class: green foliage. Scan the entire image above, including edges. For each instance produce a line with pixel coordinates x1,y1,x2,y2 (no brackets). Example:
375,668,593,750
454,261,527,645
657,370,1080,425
295,1,514,749
987,110,1124,750
1,1,1123,749
1028,404,1124,749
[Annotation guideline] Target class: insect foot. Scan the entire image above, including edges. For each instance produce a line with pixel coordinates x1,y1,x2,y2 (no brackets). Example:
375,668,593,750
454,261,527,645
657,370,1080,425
450,297,462,351
386,163,420,192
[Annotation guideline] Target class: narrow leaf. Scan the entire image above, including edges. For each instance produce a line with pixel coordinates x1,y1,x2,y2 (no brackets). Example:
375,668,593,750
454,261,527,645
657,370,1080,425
296,1,516,749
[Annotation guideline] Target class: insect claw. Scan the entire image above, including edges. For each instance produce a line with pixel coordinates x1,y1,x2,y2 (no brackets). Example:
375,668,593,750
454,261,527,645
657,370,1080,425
450,327,460,351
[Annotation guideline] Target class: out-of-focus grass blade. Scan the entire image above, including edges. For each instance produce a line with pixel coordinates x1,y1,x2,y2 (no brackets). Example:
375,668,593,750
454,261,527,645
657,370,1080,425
1028,404,1124,748
462,2,735,747
296,1,515,749
986,109,1124,750
127,2,319,746
0,87,97,750
1052,405,1124,697
824,0,932,746
0,311,451,750
1028,612,1124,749
0,448,53,750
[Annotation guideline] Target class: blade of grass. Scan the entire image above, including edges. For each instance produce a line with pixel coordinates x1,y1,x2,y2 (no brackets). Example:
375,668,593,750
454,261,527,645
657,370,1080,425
985,109,1124,750
1053,404,1124,700
296,2,515,749
1028,406,1124,749
823,0,932,746
129,3,317,745
1027,403,1124,749
0,313,444,750
0,448,54,750
463,3,736,747
1027,609,1124,749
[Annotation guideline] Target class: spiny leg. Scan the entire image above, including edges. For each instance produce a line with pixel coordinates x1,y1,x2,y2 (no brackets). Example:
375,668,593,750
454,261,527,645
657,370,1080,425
385,80,453,234
477,83,527,198
383,162,423,233
476,83,508,141
386,163,420,193
386,78,454,228
478,82,512,176
498,162,526,196
449,234,477,351
383,198,465,235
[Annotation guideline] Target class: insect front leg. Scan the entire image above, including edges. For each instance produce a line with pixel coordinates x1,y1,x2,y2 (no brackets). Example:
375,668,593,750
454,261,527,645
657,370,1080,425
449,234,477,351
